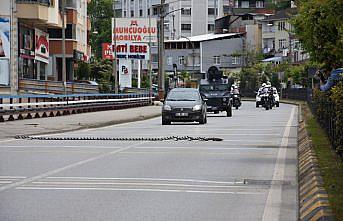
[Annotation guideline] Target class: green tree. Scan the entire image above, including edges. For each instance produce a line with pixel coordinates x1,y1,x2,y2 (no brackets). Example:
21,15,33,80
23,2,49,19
75,61,91,80
88,0,114,58
293,0,343,71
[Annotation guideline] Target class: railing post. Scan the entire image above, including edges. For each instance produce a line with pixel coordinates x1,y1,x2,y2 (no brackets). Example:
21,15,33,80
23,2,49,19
17,97,24,120
8,98,14,121
0,97,4,122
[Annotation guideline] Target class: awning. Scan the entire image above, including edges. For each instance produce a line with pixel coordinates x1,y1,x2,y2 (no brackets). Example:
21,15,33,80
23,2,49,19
262,57,283,62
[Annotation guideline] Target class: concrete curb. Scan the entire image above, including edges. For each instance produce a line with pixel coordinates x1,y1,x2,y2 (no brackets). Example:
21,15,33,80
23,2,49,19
298,121,335,221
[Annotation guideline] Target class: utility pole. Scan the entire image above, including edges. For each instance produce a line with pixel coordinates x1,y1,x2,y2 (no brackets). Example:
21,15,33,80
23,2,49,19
158,0,165,100
61,0,66,83
113,0,118,93
148,7,152,103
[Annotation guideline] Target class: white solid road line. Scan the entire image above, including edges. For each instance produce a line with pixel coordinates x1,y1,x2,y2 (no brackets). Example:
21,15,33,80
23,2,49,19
29,181,249,189
0,141,146,192
262,106,296,221
0,176,27,179
46,176,243,185
15,186,264,195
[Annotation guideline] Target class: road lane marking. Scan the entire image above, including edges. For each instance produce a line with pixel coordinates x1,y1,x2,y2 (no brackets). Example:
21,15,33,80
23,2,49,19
262,106,296,221
0,176,27,179
16,187,264,195
28,181,250,189
0,141,146,192
46,177,243,185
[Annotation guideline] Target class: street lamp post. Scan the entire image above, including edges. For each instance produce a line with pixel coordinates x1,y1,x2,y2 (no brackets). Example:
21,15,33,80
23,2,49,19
181,36,195,79
113,0,118,94
157,3,184,100
157,0,166,100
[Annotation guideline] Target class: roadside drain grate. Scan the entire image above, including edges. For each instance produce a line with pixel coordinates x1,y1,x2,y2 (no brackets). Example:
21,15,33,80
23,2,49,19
14,135,224,142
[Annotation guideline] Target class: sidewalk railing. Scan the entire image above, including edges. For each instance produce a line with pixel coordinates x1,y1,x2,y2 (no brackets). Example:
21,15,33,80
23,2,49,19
18,79,99,94
0,93,152,122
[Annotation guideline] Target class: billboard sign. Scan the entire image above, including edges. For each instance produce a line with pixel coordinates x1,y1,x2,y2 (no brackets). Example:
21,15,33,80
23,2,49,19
112,18,157,43
35,29,49,63
102,43,113,60
102,42,150,60
119,59,132,88
116,42,150,60
0,17,10,58
0,17,10,86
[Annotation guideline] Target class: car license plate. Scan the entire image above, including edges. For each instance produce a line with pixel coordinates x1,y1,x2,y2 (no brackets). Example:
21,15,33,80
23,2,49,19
175,112,188,117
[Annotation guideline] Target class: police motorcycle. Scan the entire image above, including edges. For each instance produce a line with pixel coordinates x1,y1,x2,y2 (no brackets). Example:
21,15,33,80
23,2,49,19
230,85,242,109
259,85,275,110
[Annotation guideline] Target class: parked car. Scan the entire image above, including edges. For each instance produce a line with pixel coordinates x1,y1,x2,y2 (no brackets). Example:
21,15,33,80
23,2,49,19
162,88,207,125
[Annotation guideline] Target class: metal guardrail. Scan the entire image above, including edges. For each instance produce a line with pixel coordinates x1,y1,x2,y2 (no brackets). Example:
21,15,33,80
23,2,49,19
0,93,152,122
18,79,99,95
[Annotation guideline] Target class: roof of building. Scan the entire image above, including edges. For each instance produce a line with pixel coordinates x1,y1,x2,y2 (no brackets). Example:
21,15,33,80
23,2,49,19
262,56,283,62
165,33,244,43
262,8,297,21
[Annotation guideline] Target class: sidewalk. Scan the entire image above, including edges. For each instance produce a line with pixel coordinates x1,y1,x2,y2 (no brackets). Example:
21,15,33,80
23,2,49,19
0,104,162,140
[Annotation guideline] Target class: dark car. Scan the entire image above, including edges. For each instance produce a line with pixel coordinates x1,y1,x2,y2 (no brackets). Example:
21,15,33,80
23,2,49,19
199,83,232,117
162,88,207,125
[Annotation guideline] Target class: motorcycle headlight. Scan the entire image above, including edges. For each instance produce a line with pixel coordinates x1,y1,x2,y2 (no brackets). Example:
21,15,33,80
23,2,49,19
163,105,172,111
192,105,202,111
234,95,238,98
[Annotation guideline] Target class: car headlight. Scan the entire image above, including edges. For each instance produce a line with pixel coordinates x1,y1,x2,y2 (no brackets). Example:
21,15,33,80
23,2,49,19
192,105,202,111
163,105,172,111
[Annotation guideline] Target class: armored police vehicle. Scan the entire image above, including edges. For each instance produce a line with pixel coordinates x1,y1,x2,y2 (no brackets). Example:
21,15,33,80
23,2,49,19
199,66,232,117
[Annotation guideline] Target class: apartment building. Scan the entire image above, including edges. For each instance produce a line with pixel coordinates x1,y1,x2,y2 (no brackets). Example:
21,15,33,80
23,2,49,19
116,0,225,39
164,33,245,75
48,0,91,82
261,8,308,63
0,0,91,94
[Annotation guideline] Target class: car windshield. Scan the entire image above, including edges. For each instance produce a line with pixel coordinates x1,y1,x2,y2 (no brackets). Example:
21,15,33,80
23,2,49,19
200,84,228,92
166,91,199,101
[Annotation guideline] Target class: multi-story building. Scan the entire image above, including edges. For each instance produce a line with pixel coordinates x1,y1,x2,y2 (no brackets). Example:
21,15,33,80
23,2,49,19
116,0,226,39
0,0,91,94
164,33,245,76
48,0,91,82
261,8,308,63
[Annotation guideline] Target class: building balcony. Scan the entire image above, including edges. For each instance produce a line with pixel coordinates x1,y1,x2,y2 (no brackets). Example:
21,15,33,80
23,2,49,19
49,39,78,55
16,0,50,23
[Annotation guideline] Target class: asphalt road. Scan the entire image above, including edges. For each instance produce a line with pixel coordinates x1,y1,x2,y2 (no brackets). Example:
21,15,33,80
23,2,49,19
0,101,298,221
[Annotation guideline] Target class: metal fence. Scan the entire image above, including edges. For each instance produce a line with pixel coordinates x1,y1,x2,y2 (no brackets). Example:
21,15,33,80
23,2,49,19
308,93,343,158
18,79,99,94
0,93,152,122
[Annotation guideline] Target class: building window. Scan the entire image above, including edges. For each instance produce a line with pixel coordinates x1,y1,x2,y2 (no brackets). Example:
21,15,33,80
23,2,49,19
181,8,191,15
279,39,287,49
147,8,150,15
208,24,215,31
123,10,127,17
208,8,216,15
256,1,264,8
181,24,191,31
213,56,220,65
130,10,134,17
278,21,286,30
153,7,159,15
179,56,185,65
139,9,143,17
241,1,250,8
232,56,240,65
167,56,173,66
